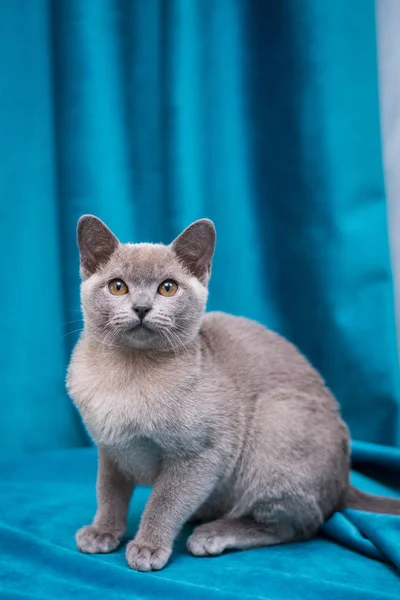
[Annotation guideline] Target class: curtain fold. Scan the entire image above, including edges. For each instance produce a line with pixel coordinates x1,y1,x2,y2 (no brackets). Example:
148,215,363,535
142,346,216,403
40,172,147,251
377,0,400,370
0,0,398,454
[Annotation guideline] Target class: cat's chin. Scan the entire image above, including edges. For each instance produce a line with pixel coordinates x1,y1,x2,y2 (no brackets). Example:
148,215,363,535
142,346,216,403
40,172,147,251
121,327,189,353
121,324,171,352
124,324,155,344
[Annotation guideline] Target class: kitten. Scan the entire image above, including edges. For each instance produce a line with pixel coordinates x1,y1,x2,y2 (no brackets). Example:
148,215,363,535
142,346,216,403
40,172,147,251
67,215,400,572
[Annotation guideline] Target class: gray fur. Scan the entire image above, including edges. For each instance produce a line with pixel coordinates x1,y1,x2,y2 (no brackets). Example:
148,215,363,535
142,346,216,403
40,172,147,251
67,215,399,572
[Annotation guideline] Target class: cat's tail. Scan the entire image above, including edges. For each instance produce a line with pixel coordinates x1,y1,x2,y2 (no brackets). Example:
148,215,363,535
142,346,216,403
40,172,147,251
344,485,400,515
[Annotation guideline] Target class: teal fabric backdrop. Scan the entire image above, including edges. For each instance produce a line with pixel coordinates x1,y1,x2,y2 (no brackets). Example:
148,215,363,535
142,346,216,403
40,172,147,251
1,0,399,455
1,1,400,597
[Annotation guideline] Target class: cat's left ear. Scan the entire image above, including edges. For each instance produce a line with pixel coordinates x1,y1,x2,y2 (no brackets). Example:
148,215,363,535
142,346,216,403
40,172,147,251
77,215,119,279
171,219,216,284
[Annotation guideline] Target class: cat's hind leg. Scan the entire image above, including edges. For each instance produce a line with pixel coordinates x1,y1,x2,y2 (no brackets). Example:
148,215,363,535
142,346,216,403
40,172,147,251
187,497,323,557
187,518,280,556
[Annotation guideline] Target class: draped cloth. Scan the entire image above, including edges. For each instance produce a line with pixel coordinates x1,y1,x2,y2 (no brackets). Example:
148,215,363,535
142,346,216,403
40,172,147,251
0,1,399,597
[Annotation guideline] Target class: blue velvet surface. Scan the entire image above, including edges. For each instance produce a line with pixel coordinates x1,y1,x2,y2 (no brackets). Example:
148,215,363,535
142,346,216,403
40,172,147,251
0,443,399,599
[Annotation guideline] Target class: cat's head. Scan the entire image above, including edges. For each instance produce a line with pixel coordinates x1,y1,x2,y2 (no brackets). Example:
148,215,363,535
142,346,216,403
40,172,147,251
77,215,216,352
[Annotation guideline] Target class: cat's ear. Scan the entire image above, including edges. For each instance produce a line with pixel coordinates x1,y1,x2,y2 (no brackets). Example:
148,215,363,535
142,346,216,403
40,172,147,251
77,215,119,279
171,219,216,284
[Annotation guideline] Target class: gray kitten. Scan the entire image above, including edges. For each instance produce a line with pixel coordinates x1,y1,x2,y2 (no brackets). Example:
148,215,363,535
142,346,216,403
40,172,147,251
67,215,400,572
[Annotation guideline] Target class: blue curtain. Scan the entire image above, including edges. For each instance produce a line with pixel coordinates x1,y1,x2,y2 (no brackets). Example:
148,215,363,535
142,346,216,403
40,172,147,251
0,0,399,455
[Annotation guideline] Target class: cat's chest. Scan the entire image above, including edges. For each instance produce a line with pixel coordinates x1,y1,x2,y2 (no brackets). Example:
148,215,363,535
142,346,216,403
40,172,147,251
68,344,196,452
84,377,166,443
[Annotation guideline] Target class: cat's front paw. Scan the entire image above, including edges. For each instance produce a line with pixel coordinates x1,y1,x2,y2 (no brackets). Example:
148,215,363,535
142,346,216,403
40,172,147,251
126,539,172,572
76,525,121,554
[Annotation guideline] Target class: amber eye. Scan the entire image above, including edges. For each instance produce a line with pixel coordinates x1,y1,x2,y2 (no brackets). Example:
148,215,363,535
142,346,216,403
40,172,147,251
158,280,178,297
108,279,129,296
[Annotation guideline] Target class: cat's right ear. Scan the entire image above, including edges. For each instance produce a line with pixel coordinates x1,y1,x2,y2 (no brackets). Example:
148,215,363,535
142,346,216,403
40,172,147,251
77,215,119,279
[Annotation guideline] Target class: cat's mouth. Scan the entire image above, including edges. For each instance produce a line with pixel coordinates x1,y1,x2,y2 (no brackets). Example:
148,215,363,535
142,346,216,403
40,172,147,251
127,322,154,334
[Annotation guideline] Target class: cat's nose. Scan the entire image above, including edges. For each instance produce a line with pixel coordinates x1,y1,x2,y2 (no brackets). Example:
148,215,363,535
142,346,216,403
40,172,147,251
133,305,151,321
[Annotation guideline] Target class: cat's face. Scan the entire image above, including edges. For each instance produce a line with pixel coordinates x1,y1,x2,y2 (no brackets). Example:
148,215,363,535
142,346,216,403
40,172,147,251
77,216,215,352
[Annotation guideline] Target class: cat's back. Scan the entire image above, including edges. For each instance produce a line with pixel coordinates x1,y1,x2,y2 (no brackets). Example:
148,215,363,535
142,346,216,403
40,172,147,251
201,312,327,397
